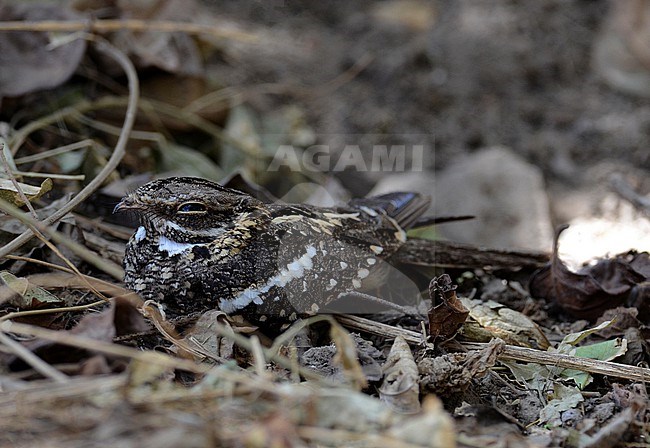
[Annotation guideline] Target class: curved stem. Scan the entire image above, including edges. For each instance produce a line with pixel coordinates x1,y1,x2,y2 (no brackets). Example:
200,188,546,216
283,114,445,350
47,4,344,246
0,35,139,259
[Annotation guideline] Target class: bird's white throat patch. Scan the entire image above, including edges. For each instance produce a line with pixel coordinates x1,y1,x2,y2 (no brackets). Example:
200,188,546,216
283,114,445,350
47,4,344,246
134,226,147,242
156,221,227,256
220,245,318,313
158,235,198,256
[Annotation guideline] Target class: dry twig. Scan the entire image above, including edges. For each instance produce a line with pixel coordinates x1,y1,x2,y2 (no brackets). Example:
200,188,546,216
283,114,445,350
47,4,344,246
0,19,257,43
336,314,650,383
0,330,69,383
0,35,139,258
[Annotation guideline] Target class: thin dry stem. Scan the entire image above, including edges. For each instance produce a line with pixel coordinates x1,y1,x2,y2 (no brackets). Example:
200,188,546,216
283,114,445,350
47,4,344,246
0,320,211,375
0,299,108,323
0,19,257,43
0,35,138,258
13,139,94,165
185,53,373,114
0,330,69,383
208,319,331,383
10,171,85,180
141,302,219,362
0,143,37,218
0,196,123,281
249,335,267,377
336,314,650,384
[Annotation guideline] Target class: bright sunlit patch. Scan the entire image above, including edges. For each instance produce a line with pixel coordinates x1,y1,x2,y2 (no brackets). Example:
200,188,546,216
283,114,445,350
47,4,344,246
558,217,650,270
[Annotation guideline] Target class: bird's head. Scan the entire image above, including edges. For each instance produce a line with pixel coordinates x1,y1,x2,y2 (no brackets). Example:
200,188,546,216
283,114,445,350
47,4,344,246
114,177,262,241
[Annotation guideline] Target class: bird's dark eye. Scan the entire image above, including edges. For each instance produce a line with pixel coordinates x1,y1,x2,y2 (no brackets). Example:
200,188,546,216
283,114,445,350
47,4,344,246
177,201,208,214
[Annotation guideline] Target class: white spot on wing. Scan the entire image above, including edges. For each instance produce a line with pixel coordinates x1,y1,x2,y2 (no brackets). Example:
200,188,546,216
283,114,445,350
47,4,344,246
359,206,378,217
322,212,360,220
220,245,319,313
271,214,303,224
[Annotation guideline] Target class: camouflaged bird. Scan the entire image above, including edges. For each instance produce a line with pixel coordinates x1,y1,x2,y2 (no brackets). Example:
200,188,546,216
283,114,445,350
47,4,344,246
115,177,430,323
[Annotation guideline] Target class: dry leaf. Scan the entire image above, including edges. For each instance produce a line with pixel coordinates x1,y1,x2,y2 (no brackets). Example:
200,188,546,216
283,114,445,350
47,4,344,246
460,298,550,349
0,4,86,98
379,336,420,414
182,310,237,360
0,270,63,308
7,300,148,373
75,0,207,75
0,178,52,207
428,274,469,342
529,226,648,320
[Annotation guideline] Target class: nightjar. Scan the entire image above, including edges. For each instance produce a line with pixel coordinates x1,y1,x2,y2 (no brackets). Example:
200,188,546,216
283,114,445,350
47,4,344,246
116,177,430,323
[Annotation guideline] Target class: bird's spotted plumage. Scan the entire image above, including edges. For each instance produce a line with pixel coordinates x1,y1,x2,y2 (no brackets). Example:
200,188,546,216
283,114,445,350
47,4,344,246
116,177,430,323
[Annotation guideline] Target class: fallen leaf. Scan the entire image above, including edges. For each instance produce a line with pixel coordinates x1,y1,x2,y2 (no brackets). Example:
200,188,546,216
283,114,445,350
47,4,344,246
0,270,63,308
0,178,52,207
427,274,469,342
596,307,641,337
379,336,420,414
0,193,72,240
158,141,223,179
618,327,650,367
629,251,650,278
75,0,207,76
70,297,149,341
220,104,263,174
460,298,550,350
0,271,142,308
560,319,616,346
529,225,648,320
554,320,628,388
0,3,86,98
539,383,584,426
502,320,628,390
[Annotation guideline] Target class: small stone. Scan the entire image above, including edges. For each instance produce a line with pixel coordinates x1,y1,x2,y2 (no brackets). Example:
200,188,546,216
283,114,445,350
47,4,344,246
371,146,553,251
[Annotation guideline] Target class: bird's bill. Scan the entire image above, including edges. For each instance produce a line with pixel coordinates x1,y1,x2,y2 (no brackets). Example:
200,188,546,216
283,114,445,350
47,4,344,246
113,197,142,214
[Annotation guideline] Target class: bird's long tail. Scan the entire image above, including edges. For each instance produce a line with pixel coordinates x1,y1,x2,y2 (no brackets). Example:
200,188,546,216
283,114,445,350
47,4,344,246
349,192,431,229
